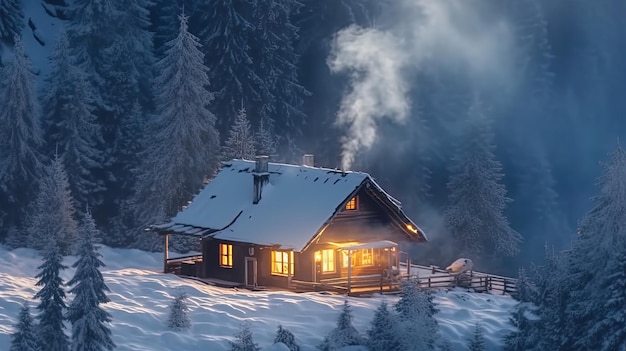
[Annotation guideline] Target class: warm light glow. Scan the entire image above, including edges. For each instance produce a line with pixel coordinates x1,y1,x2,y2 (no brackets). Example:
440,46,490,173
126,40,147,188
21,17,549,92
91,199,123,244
345,196,358,210
406,224,418,234
315,250,335,272
271,251,294,275
220,244,233,268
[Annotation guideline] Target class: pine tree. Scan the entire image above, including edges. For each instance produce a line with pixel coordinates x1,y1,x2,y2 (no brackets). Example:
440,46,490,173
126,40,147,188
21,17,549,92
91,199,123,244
0,35,43,238
255,118,278,158
563,145,626,350
9,302,38,351
444,95,522,260
222,106,256,160
230,322,260,351
42,30,105,216
467,323,485,351
34,236,69,351
274,325,299,351
130,13,219,251
198,0,262,132
366,300,401,351
26,155,78,255
66,210,115,351
0,0,23,44
167,290,191,331
98,33,147,224
318,300,364,351
252,0,309,158
394,277,439,350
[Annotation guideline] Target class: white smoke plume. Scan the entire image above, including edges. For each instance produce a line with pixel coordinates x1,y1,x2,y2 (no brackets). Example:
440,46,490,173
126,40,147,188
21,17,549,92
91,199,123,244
329,0,514,170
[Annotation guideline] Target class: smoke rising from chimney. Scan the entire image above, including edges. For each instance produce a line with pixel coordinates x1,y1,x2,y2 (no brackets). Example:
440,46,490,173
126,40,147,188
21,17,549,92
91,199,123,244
329,0,514,170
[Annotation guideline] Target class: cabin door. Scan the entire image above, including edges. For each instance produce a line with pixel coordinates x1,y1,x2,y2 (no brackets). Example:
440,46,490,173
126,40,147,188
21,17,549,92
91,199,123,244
245,257,257,287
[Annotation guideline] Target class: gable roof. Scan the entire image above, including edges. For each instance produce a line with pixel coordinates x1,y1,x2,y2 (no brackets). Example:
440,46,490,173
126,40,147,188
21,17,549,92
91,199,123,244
152,159,426,251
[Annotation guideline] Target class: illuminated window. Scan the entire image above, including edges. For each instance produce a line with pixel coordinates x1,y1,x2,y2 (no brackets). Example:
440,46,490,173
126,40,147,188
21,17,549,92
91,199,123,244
342,249,374,267
317,249,335,272
345,196,358,210
271,251,294,275
220,243,232,268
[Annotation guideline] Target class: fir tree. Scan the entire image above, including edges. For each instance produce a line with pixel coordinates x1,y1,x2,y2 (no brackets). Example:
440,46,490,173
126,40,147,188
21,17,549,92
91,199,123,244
26,155,78,255
274,325,299,351
563,145,626,350
0,0,23,44
0,35,43,238
467,323,485,351
222,106,256,160
9,302,38,351
444,95,522,260
42,30,105,216
504,269,537,351
66,210,115,351
318,300,364,351
366,300,401,351
255,118,278,158
252,0,309,158
34,236,69,351
230,322,260,351
167,290,191,331
131,13,219,251
394,277,439,350
198,0,262,132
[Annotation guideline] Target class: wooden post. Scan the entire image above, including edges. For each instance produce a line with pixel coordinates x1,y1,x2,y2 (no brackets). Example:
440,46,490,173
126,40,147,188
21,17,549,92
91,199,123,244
287,250,292,289
163,233,169,273
347,250,352,295
407,256,411,276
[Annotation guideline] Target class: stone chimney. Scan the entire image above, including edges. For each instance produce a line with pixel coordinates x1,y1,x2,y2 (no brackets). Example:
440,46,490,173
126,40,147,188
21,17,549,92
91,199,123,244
302,154,314,167
253,155,269,204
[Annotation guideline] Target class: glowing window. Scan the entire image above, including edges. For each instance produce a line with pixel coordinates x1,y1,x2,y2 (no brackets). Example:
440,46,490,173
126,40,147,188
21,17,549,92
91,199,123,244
271,251,294,275
220,243,232,268
342,248,374,267
345,196,358,210
317,249,335,272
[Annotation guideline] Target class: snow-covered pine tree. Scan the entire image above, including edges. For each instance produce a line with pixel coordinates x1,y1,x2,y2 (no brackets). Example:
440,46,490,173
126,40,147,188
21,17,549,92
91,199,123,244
42,30,105,217
34,236,69,351
130,13,219,252
592,252,626,350
93,0,154,230
0,0,23,44
366,300,401,351
66,209,115,351
222,106,256,160
274,325,299,351
198,0,262,132
394,277,439,350
167,290,191,331
230,322,261,351
252,0,309,159
9,302,38,351
467,323,486,351
444,95,522,261
563,145,626,350
255,118,278,159
65,0,117,109
503,269,536,351
26,155,78,255
318,300,364,351
0,35,43,239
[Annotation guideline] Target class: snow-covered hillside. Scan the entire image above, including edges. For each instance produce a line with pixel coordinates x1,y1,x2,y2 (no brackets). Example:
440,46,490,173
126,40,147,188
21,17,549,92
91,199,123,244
0,245,516,350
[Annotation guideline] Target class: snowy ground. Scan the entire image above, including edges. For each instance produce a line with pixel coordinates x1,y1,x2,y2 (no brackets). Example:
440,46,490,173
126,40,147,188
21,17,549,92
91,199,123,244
0,245,516,350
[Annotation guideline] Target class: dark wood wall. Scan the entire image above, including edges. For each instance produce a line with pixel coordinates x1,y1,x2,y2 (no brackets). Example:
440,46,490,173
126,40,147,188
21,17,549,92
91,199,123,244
200,187,417,286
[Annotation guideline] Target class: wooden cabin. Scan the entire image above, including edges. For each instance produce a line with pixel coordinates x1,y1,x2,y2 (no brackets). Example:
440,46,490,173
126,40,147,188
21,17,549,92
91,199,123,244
151,155,427,293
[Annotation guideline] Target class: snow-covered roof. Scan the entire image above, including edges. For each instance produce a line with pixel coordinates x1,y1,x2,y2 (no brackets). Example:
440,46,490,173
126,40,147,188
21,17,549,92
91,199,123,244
333,240,398,251
154,159,425,251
